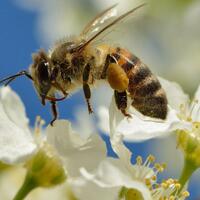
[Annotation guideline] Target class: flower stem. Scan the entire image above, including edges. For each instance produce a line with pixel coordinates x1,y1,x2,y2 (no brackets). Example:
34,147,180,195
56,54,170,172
178,158,197,192
13,173,38,200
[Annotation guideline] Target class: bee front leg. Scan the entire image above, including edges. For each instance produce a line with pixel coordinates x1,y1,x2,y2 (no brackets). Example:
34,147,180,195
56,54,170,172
114,90,131,118
83,64,93,114
50,101,58,126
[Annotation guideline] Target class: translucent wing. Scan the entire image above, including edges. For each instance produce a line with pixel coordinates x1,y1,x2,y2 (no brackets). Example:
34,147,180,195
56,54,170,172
81,4,118,38
77,3,146,52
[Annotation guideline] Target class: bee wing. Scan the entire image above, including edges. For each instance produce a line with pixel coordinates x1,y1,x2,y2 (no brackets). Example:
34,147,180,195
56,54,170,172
77,3,146,51
81,3,118,38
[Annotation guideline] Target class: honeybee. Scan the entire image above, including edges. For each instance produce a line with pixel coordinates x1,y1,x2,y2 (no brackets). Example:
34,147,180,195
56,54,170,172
0,3,167,125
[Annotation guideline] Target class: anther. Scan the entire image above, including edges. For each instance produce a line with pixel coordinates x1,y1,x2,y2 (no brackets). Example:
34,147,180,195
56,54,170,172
145,178,151,186
181,191,190,198
151,175,157,181
136,156,143,165
147,155,155,163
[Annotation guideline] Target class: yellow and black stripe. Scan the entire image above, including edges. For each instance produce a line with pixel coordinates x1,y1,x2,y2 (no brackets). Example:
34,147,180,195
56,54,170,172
110,47,168,119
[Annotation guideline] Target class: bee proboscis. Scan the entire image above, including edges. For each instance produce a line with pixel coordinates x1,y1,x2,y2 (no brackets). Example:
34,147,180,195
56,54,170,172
0,3,167,125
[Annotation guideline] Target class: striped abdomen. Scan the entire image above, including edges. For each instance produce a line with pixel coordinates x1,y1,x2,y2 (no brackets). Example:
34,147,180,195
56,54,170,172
111,47,168,119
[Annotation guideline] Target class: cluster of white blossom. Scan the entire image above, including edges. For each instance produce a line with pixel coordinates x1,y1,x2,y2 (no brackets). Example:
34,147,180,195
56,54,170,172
1,76,200,199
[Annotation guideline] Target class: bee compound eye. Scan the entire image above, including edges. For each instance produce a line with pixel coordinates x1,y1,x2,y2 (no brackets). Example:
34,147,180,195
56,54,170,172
38,61,50,82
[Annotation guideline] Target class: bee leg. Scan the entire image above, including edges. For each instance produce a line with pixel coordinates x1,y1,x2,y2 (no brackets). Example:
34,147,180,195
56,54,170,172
101,54,112,79
101,54,118,79
83,84,93,114
102,55,129,91
114,90,131,118
50,101,58,126
83,64,93,114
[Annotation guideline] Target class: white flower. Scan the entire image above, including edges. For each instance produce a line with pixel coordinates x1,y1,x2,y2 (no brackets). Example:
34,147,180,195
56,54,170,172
0,86,36,164
0,86,106,179
47,120,107,178
160,78,200,152
0,86,109,200
142,79,200,177
163,79,200,169
70,137,189,200
97,78,191,142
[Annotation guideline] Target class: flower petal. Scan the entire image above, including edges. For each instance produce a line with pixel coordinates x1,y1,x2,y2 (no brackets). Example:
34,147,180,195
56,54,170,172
190,85,200,121
97,106,110,133
79,159,152,200
46,120,107,177
159,77,189,111
113,104,190,141
111,136,155,180
0,87,30,129
69,177,118,200
0,87,36,164
110,134,133,173
98,95,191,142
73,106,96,138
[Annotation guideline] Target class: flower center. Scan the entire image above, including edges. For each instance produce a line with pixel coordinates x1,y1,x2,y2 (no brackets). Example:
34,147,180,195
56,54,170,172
119,154,189,200
134,155,166,185
125,189,144,200
178,99,200,122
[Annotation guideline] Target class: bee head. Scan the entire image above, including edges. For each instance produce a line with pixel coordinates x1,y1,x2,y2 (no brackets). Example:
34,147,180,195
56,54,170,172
0,49,67,105
30,49,54,105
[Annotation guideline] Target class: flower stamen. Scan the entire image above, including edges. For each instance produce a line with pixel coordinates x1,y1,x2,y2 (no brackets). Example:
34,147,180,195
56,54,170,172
120,154,189,200
136,156,143,165
34,116,45,137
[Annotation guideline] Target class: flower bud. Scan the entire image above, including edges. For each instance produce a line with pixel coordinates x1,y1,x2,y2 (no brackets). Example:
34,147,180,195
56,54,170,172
25,143,66,188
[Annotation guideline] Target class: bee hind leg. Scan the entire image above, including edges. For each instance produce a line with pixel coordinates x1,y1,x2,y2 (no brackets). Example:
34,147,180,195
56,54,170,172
50,101,58,126
114,90,131,118
83,84,93,114
83,64,93,114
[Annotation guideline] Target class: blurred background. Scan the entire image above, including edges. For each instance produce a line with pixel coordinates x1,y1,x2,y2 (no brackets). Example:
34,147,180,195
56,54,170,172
0,0,200,199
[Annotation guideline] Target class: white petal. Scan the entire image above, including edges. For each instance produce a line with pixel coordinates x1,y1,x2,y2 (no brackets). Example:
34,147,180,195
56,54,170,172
80,159,152,200
69,177,118,200
191,85,200,121
92,84,113,108
98,95,191,142
46,120,87,154
159,77,189,111
110,135,133,174
0,87,36,164
46,120,107,177
0,86,29,129
111,137,155,180
97,106,110,133
73,106,96,138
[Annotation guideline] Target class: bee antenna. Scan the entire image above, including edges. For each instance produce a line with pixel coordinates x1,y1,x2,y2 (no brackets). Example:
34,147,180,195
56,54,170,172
0,70,33,86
